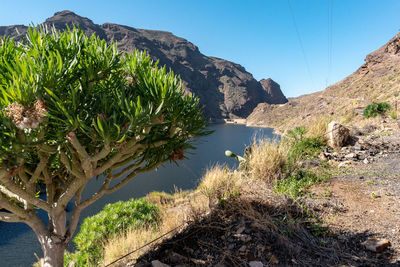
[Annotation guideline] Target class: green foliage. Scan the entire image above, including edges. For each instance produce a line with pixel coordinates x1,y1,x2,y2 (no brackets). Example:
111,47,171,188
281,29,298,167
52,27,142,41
0,26,210,171
274,170,327,198
283,126,325,166
390,110,398,119
68,198,160,266
363,102,392,118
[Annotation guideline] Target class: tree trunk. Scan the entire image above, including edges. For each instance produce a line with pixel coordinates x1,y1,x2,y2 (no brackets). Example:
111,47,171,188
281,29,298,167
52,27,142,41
34,209,68,267
40,237,66,267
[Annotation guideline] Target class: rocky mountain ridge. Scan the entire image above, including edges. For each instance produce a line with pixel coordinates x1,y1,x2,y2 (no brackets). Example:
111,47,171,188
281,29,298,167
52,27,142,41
0,10,288,120
247,31,400,131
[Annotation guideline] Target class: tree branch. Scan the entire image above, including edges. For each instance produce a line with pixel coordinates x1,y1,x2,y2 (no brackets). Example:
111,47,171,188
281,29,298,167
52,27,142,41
110,157,145,179
0,178,50,212
0,211,23,223
93,140,141,176
106,160,167,194
29,154,48,185
91,144,111,164
59,151,85,179
0,193,30,219
66,132,93,177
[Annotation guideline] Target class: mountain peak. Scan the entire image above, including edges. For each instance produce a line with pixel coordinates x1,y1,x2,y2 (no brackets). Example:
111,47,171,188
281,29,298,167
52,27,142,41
259,78,288,104
45,10,94,25
52,10,79,16
44,10,107,39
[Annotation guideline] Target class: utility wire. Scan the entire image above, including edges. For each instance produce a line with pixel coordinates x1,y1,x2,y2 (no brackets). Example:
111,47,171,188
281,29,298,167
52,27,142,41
327,0,333,87
104,222,186,266
287,0,315,89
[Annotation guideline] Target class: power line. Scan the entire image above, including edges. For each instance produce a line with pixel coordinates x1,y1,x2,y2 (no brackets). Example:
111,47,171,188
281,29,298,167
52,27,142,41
287,0,315,89
327,0,333,87
104,222,186,266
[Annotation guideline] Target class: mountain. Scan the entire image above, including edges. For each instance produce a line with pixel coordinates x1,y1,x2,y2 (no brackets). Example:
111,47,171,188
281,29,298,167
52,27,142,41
0,10,288,120
259,78,288,104
247,31,400,131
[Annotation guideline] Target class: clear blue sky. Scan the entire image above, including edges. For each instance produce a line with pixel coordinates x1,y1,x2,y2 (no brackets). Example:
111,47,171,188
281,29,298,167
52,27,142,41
0,0,399,97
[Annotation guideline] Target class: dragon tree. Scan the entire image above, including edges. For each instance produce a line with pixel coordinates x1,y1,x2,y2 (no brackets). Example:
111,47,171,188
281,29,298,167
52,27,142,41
0,27,209,266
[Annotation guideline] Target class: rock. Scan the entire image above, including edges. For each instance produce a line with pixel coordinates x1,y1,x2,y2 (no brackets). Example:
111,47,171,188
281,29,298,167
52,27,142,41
362,238,390,252
239,245,247,252
151,260,170,267
345,153,356,159
167,252,187,264
236,226,246,234
354,143,362,150
338,161,351,168
319,152,329,162
249,261,264,267
270,255,279,264
327,121,351,148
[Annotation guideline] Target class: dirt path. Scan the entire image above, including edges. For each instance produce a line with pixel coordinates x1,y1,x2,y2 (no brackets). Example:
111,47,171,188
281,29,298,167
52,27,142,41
310,148,400,265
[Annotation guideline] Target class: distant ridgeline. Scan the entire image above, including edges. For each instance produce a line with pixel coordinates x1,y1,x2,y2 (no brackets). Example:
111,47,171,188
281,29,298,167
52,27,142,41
0,10,287,121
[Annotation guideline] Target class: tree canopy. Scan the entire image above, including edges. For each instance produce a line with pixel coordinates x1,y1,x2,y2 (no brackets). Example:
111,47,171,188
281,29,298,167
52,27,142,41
0,26,209,266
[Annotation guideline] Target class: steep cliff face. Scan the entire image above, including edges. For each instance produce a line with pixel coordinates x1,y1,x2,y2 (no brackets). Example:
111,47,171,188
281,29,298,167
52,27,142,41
0,10,287,120
247,31,400,131
259,78,288,104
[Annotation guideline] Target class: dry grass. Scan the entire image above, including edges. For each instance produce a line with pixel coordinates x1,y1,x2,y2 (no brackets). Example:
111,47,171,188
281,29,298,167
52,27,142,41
305,115,331,139
102,210,185,265
197,165,244,205
101,138,295,265
102,191,210,266
247,139,287,182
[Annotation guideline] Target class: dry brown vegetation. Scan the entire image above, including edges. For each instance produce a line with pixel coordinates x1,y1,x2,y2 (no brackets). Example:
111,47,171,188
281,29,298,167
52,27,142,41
101,139,289,266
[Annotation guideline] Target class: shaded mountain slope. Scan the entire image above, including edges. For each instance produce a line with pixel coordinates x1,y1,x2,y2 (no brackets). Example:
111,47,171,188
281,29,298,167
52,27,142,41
0,10,288,120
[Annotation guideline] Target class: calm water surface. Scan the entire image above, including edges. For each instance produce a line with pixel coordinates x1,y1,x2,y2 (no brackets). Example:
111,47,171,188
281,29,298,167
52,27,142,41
0,124,276,267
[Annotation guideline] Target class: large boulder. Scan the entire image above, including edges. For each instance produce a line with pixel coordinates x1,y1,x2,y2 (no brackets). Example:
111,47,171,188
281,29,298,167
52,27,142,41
327,121,351,148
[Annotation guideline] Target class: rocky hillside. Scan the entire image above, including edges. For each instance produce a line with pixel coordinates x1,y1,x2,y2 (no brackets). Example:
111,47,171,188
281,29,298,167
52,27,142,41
0,10,287,120
247,32,400,131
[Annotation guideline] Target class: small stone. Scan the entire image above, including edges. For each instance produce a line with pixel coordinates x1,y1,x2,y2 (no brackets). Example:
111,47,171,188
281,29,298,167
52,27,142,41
239,245,247,252
338,161,351,168
270,255,279,264
354,144,362,150
319,152,329,162
236,226,246,234
345,153,355,159
362,238,390,252
249,261,264,267
363,158,369,164
151,260,170,267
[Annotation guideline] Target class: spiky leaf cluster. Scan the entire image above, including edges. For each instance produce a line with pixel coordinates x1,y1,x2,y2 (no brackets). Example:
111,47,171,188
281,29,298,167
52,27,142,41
0,26,209,173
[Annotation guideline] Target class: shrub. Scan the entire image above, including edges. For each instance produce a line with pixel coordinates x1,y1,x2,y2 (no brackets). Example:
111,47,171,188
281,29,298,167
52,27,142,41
287,136,325,165
390,110,398,119
247,139,287,182
283,126,325,166
274,170,327,198
363,102,392,118
69,198,160,266
198,166,242,206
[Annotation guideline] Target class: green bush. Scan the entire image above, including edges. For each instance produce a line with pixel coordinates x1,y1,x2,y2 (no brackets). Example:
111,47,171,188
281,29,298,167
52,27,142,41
390,110,398,119
284,126,325,165
363,102,392,118
68,198,161,266
274,170,326,198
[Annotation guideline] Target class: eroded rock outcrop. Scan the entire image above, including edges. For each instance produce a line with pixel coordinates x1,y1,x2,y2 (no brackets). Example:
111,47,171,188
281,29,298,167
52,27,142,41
0,11,287,120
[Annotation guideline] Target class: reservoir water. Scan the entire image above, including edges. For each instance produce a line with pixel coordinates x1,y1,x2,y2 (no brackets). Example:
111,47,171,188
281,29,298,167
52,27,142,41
0,124,276,267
